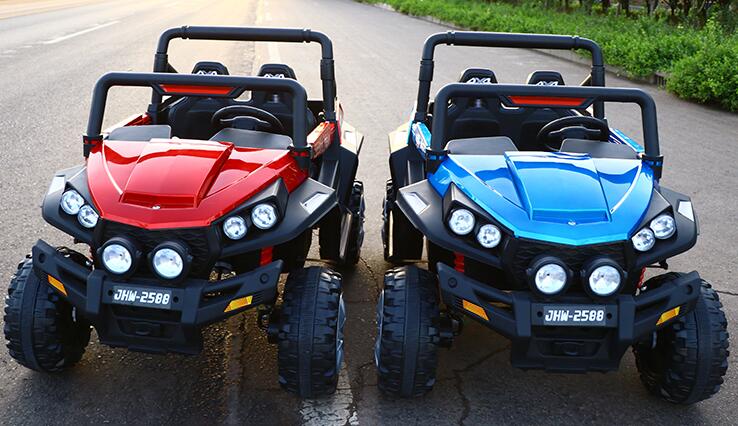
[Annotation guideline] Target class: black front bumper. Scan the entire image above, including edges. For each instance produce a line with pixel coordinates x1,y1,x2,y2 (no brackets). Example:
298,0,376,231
437,263,700,372
32,240,282,354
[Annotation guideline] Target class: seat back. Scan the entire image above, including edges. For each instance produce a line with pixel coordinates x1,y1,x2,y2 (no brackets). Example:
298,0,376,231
516,70,570,150
447,68,501,141
251,64,317,135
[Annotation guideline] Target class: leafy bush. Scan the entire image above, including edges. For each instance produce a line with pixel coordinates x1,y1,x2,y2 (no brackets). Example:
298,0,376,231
358,0,738,111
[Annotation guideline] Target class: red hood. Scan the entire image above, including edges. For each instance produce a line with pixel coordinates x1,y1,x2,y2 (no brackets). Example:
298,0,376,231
87,139,305,229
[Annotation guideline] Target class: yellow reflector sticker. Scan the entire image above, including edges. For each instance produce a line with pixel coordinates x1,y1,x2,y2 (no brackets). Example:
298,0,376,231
657,306,681,326
47,275,67,296
462,300,489,321
224,295,253,313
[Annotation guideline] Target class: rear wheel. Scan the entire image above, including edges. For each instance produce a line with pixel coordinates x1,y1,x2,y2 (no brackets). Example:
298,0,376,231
382,179,423,263
4,256,91,372
276,266,345,397
633,273,729,404
375,266,440,397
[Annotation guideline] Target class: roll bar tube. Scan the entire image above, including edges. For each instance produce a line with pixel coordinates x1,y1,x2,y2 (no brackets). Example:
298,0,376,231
150,26,336,120
414,31,606,121
84,72,308,152
430,84,662,177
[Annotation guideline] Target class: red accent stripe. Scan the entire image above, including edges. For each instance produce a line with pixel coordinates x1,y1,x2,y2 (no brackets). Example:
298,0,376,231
637,268,646,289
507,96,588,107
259,246,274,266
159,84,234,96
454,252,465,273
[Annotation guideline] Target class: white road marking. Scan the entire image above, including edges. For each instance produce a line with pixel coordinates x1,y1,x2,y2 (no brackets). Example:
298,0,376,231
43,20,119,45
299,366,359,426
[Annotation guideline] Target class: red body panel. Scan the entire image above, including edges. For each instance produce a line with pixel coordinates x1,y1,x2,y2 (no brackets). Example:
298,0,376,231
87,139,306,229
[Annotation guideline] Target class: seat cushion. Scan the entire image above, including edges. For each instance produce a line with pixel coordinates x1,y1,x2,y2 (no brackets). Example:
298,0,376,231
209,128,292,150
560,138,638,160
108,125,172,141
446,136,517,155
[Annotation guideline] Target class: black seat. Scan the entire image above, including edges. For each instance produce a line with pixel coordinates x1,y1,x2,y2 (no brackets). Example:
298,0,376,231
166,62,234,140
560,138,638,160
446,136,517,155
447,68,501,141
517,70,571,151
252,64,317,135
108,125,172,141
209,128,292,150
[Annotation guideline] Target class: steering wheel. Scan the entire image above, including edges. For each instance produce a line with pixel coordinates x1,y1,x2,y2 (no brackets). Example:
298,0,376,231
211,105,286,135
536,116,610,151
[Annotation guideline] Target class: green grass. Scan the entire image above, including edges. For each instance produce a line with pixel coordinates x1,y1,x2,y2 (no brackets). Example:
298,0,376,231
359,0,738,111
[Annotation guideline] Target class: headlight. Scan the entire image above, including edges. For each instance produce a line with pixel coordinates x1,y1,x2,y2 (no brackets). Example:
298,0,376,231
152,247,184,279
77,205,99,228
650,214,675,239
534,263,568,295
588,265,622,297
448,208,475,235
476,224,501,248
631,227,655,252
102,243,133,275
223,216,247,240
60,190,85,215
251,203,278,230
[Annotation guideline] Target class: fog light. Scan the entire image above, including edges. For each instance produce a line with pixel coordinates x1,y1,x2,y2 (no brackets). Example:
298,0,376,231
102,244,133,275
589,265,622,296
152,246,184,279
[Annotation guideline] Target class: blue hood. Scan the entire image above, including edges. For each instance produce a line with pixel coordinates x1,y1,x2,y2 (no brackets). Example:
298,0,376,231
429,151,654,246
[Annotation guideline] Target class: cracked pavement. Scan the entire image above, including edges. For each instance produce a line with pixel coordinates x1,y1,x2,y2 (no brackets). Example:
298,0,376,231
0,0,737,424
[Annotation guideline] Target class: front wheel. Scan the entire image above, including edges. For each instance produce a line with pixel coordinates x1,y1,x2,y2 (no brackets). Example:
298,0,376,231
4,256,91,372
276,267,345,397
375,266,440,397
633,273,730,404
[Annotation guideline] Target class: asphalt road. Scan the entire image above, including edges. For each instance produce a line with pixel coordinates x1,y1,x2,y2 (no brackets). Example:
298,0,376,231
0,0,737,424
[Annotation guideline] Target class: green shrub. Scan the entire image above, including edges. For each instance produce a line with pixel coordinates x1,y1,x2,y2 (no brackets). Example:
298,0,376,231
358,0,738,111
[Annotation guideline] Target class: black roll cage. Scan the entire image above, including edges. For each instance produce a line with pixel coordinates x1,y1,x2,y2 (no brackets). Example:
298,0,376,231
413,31,606,121
83,72,309,155
430,84,663,178
148,26,336,121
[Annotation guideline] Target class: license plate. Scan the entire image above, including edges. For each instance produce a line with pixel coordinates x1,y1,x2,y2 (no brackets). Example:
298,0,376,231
541,305,608,326
111,286,172,309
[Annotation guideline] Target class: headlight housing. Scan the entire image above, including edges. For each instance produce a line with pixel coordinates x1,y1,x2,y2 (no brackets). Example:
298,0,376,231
151,243,188,280
60,190,85,215
586,262,623,297
476,224,501,248
650,214,676,239
223,216,247,240
631,227,655,252
448,208,475,236
102,244,133,275
77,205,99,228
251,203,278,230
529,257,569,296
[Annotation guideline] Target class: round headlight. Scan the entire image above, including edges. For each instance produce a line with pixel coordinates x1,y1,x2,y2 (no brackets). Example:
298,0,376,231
476,224,501,248
588,265,622,297
102,244,132,275
251,203,278,230
632,228,655,252
60,190,85,215
77,205,99,228
650,214,675,239
223,216,247,240
152,247,184,279
534,263,568,295
448,209,475,235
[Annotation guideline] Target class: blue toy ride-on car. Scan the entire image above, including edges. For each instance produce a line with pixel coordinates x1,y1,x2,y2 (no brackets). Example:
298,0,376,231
377,31,729,404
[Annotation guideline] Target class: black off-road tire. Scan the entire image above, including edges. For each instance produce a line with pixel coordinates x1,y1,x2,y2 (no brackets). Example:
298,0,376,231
277,267,345,397
382,179,423,263
4,256,91,372
319,181,365,266
375,266,440,397
633,273,730,404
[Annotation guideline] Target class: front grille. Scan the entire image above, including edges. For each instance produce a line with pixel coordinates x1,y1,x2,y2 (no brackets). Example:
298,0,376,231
508,239,627,288
101,221,215,276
